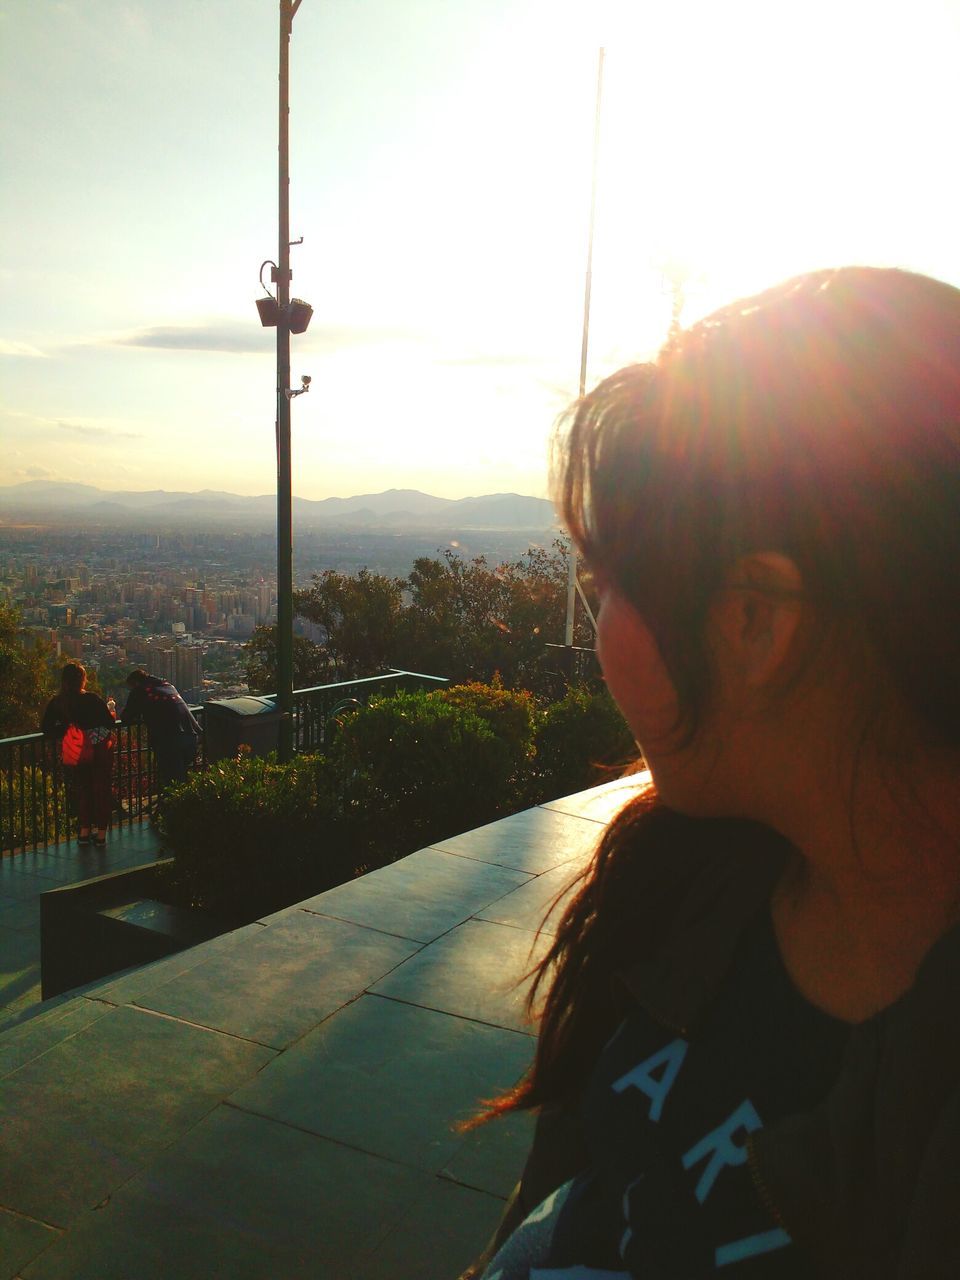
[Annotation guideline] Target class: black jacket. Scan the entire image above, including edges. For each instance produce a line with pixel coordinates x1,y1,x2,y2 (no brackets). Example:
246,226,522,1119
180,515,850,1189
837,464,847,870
465,843,960,1279
41,690,114,738
121,677,200,741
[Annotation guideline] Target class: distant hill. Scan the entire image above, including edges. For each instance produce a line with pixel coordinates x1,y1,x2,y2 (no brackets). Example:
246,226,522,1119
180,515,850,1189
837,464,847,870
0,481,557,531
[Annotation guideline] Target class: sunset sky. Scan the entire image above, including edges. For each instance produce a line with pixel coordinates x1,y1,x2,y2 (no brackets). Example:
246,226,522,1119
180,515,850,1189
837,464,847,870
2,0,958,501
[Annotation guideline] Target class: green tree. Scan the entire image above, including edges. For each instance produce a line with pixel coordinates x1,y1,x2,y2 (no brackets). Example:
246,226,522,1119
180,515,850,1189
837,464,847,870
244,625,330,694
295,568,405,680
398,542,592,689
0,603,56,736
93,661,127,702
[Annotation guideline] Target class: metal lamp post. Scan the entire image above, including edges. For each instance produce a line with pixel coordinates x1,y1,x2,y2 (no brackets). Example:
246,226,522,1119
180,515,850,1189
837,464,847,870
257,0,312,761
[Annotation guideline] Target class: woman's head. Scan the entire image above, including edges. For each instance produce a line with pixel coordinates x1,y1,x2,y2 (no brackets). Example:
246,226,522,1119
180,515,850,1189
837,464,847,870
557,267,960,757
60,662,87,696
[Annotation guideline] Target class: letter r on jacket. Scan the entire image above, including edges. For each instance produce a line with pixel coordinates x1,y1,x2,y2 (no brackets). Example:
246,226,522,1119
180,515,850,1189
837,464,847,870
682,1099,762,1203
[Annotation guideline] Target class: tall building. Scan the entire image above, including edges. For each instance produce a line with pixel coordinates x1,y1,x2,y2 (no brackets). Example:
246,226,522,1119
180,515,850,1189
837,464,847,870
227,614,256,639
174,644,203,695
147,644,176,682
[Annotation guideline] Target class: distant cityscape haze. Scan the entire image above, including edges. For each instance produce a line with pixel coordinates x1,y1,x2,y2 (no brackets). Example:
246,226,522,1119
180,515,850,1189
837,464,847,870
0,486,562,708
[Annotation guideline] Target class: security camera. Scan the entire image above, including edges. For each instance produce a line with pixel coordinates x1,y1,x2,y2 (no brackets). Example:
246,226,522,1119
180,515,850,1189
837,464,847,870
286,373,312,399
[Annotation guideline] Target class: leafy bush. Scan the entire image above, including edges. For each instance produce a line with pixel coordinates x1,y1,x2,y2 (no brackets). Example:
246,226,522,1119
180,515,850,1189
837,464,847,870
434,680,535,779
531,685,636,802
331,690,517,865
158,751,351,922
157,680,636,923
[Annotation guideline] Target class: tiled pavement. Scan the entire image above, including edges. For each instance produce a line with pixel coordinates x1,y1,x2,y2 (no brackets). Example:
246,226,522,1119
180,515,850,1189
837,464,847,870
0,824,163,1028
0,777,647,1280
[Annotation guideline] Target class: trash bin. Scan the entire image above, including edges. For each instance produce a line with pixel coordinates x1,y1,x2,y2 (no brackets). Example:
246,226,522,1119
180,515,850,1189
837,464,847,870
203,696,287,762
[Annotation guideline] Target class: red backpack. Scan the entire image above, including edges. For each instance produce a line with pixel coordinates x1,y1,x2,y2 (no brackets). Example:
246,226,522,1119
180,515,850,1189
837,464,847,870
61,724,94,767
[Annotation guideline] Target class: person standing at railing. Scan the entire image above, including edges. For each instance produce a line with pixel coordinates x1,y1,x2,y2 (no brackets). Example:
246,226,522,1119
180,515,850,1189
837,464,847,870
41,661,116,848
121,669,201,799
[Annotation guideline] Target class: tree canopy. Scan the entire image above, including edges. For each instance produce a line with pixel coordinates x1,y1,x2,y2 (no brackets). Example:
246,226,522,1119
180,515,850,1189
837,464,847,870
0,603,56,737
244,625,330,695
253,542,596,693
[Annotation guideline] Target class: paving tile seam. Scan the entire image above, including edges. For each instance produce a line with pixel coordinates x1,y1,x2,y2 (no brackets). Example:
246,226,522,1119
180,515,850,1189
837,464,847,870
426,843,592,876
412,847,535,878
535,800,612,819
536,803,610,825
436,1169,510,1201
41,1103,234,1239
79,995,121,1010
297,907,431,944
127,1001,283,1052
471,914,558,940
362,989,539,1043
265,988,380,1059
367,992,539,1038
0,1021,114,1081
303,897,546,949
423,844,543,873
0,1203,65,1234
220,1096,476,1178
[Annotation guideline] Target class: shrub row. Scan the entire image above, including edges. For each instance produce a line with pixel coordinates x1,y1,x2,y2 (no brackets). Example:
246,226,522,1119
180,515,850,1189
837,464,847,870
159,682,635,922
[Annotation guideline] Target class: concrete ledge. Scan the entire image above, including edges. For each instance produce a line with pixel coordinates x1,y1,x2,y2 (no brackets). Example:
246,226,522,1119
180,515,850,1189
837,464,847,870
0,778,645,1279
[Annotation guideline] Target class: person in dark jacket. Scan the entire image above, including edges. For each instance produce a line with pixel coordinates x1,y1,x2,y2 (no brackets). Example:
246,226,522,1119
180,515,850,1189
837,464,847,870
41,661,115,847
464,268,960,1279
121,668,201,795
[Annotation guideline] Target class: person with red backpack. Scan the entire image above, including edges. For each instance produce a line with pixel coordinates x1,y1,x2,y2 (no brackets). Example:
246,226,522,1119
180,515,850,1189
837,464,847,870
41,661,116,847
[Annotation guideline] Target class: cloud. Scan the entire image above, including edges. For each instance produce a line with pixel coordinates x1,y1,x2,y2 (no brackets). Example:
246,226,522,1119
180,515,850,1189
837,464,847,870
24,465,54,478
2,410,142,442
0,339,47,357
102,318,423,356
56,420,141,440
111,322,271,354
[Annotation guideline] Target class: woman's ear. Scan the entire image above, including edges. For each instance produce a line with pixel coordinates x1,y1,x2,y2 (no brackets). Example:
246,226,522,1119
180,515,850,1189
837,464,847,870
709,552,805,691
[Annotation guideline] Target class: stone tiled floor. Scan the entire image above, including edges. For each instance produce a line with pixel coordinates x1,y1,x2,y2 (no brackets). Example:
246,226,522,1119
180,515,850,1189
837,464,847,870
0,824,163,1028
0,777,646,1279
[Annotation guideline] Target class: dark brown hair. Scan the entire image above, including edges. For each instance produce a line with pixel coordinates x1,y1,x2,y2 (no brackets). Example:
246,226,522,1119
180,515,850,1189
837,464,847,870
60,661,87,696
493,267,960,1117
56,660,87,723
559,266,960,747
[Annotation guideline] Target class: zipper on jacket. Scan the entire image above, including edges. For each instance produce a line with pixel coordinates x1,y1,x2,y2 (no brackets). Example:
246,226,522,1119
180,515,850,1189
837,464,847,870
745,1135,790,1234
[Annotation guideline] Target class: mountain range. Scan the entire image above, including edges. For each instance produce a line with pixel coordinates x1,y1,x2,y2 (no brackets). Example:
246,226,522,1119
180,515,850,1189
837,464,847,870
0,481,557,531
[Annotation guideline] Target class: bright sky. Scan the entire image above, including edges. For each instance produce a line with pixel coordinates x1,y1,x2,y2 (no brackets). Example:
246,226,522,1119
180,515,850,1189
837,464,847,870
2,0,958,501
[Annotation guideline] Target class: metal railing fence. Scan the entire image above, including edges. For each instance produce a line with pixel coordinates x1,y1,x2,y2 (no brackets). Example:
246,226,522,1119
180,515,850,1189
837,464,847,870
290,669,448,753
0,718,162,853
1,671,445,853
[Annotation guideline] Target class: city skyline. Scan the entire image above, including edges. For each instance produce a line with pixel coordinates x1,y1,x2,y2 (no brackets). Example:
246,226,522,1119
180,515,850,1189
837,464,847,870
2,0,959,501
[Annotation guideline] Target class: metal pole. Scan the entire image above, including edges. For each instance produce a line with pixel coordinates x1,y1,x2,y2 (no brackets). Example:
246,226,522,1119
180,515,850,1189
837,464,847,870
276,0,294,760
564,549,577,647
565,47,605,653
578,47,605,401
